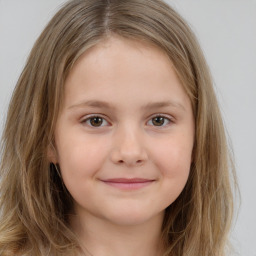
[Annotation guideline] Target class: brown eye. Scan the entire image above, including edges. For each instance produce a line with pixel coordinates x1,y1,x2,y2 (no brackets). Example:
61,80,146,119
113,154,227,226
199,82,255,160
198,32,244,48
89,117,104,127
152,116,165,126
148,115,171,127
82,116,109,127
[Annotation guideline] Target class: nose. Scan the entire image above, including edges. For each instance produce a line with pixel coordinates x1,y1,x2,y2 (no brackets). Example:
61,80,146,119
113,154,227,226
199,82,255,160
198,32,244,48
110,125,148,167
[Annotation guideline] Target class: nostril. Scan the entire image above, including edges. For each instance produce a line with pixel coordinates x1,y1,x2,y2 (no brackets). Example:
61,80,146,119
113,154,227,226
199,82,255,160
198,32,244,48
110,144,148,166
116,158,144,166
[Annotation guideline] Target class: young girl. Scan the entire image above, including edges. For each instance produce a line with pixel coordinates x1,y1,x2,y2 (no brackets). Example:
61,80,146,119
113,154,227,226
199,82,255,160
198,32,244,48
0,0,237,255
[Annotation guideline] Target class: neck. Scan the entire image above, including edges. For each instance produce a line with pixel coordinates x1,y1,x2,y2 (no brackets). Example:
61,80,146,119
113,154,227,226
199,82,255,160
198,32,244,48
70,211,165,256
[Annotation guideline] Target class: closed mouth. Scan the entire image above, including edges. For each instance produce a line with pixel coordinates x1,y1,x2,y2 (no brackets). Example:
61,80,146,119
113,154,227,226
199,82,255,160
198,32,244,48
100,178,155,190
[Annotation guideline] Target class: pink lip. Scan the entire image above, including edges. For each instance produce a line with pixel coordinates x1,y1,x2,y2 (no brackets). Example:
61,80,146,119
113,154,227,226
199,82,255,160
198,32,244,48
101,178,155,190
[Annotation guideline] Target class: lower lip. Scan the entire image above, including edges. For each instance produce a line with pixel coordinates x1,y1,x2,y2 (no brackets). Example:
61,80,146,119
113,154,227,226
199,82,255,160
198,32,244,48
102,181,154,190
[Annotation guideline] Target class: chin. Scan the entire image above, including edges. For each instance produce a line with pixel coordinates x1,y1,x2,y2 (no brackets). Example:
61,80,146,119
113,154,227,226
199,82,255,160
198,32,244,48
103,208,164,227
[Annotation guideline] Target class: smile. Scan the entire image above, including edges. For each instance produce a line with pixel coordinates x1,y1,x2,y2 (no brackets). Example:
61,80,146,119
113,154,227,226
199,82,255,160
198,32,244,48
100,178,155,190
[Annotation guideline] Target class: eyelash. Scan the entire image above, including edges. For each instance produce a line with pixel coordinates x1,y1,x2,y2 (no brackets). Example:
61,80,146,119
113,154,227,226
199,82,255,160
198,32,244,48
80,114,173,128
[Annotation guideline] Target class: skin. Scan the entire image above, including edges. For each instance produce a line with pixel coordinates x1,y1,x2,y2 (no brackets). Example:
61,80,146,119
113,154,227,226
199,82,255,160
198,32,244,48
49,35,195,256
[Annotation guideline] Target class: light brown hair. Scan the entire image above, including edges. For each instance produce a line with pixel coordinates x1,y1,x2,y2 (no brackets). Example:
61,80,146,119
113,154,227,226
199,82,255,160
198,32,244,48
0,0,237,255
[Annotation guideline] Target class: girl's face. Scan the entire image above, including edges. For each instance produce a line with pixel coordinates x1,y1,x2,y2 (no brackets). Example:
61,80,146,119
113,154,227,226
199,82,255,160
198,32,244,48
51,36,194,226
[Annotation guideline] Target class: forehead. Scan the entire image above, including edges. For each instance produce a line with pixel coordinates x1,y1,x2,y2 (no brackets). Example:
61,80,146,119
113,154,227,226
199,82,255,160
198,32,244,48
63,35,191,112
69,35,173,78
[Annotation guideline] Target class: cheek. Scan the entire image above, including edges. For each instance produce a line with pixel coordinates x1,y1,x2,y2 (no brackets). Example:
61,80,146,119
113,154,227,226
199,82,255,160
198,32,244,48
151,136,193,185
56,135,110,180
56,136,111,208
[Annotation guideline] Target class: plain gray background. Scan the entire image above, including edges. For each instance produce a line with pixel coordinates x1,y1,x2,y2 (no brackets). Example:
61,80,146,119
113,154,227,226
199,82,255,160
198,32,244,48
0,0,255,255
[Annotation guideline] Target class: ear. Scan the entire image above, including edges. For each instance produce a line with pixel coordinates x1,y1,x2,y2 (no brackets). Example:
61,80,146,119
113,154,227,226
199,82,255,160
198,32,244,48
47,143,58,164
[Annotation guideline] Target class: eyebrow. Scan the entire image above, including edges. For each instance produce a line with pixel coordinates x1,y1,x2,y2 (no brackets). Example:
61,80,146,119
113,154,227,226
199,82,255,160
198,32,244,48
68,100,186,112
141,101,186,111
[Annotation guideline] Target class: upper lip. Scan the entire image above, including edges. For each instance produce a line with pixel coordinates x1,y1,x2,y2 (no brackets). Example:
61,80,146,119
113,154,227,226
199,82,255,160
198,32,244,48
101,178,155,183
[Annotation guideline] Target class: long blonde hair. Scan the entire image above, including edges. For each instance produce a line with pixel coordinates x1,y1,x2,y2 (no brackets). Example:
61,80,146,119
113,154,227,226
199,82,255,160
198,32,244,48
0,0,237,255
